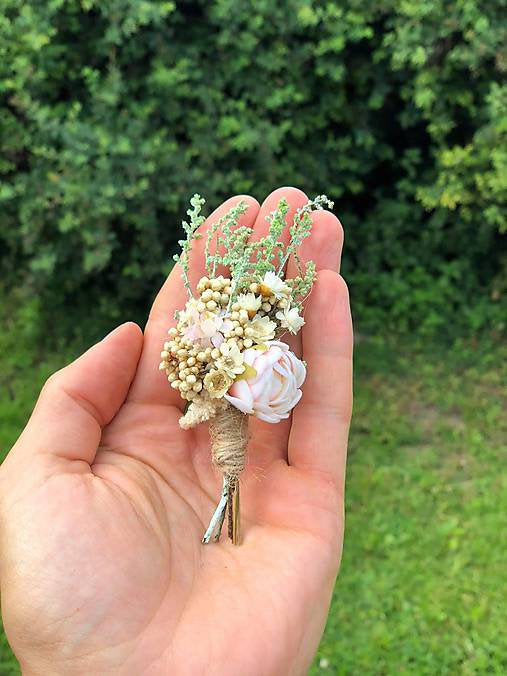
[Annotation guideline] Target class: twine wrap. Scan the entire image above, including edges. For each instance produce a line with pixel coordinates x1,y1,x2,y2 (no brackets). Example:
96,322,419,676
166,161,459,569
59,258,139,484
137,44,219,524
209,403,249,480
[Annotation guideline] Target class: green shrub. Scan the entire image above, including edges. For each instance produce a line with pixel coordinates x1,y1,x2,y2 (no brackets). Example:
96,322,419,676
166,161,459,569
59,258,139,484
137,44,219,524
0,0,505,338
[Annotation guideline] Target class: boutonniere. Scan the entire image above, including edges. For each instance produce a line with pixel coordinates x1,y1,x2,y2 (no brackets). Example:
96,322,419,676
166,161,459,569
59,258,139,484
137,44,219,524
160,193,333,544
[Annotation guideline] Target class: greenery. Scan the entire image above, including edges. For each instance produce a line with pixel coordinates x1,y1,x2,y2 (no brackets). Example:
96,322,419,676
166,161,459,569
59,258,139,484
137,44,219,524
1,304,505,673
175,194,329,306
312,337,507,674
1,0,505,338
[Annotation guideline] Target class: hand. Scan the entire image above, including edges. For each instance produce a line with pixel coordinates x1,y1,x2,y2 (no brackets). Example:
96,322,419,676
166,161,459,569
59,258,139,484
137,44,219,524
0,187,353,675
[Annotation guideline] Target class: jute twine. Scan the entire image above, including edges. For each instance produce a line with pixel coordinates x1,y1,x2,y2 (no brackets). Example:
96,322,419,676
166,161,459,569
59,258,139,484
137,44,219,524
209,403,249,480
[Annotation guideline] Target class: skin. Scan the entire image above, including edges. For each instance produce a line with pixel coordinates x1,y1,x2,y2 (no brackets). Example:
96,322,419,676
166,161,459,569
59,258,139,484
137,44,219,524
0,187,353,676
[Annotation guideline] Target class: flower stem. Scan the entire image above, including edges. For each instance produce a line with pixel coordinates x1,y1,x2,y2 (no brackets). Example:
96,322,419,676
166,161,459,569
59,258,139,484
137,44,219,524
202,476,229,544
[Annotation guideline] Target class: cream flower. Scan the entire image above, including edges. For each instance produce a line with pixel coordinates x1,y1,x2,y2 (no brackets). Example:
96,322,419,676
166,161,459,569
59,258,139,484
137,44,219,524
178,298,200,323
275,305,305,334
182,302,232,347
203,369,233,398
237,292,262,318
216,341,245,378
247,315,276,342
225,341,306,423
259,271,290,298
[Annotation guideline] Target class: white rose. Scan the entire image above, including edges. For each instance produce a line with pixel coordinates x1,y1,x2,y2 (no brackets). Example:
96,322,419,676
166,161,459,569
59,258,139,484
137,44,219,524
225,341,306,423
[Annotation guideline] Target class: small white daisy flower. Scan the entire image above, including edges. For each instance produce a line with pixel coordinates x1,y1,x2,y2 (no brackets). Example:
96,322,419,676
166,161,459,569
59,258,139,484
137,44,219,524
247,315,277,342
276,305,305,334
216,341,245,378
203,369,233,398
259,271,290,299
237,292,262,318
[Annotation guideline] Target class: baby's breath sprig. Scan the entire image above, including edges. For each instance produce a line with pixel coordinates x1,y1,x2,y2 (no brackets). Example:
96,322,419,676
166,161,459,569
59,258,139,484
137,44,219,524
174,193,333,305
291,260,317,304
252,198,290,275
205,201,251,277
277,195,334,275
173,194,206,296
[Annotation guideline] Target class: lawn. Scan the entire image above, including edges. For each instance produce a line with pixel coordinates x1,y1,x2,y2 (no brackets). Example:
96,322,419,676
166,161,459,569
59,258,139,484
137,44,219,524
312,338,506,674
1,314,505,674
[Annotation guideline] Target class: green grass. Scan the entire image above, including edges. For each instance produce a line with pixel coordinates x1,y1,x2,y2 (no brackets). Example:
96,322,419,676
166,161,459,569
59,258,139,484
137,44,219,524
1,313,505,674
312,338,507,675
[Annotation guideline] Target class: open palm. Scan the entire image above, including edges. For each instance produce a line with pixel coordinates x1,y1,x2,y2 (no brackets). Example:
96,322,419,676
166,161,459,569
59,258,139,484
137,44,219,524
0,188,352,675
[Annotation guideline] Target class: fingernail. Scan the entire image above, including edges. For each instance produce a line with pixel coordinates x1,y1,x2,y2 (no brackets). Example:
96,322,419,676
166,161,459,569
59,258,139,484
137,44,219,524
102,323,128,342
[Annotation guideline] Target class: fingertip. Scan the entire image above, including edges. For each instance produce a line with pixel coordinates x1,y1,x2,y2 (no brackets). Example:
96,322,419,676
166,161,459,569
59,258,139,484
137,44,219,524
315,209,343,232
314,270,349,302
122,321,144,348
207,194,260,222
264,186,309,203
102,321,144,361
103,321,143,341
254,186,309,245
123,320,144,337
294,212,344,275
318,270,351,308
310,211,344,261
20,321,146,466
336,273,350,299
333,273,351,315
188,193,260,288
306,271,353,354
258,187,309,219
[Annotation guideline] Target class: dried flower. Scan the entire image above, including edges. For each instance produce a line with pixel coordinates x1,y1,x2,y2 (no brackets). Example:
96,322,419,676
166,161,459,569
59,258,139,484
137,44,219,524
179,394,225,429
247,315,276,342
259,271,290,298
204,369,234,398
275,305,305,334
181,301,232,347
237,292,262,318
225,341,306,422
216,341,245,378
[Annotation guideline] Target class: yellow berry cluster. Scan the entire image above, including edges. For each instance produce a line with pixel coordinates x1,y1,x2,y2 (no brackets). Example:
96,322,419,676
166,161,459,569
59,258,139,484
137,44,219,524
195,275,233,310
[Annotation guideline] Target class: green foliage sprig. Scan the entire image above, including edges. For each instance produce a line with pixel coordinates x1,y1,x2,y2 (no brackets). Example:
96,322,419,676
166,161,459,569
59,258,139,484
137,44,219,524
181,194,331,306
252,199,290,276
278,196,334,275
172,194,205,296
205,201,250,277
290,261,317,308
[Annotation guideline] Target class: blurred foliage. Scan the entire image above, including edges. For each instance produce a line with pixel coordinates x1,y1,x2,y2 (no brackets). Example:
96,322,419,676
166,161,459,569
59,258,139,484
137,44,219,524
0,0,505,338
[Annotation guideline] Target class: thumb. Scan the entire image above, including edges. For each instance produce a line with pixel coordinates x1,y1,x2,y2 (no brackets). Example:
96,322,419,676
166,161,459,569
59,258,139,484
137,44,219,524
8,322,143,468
